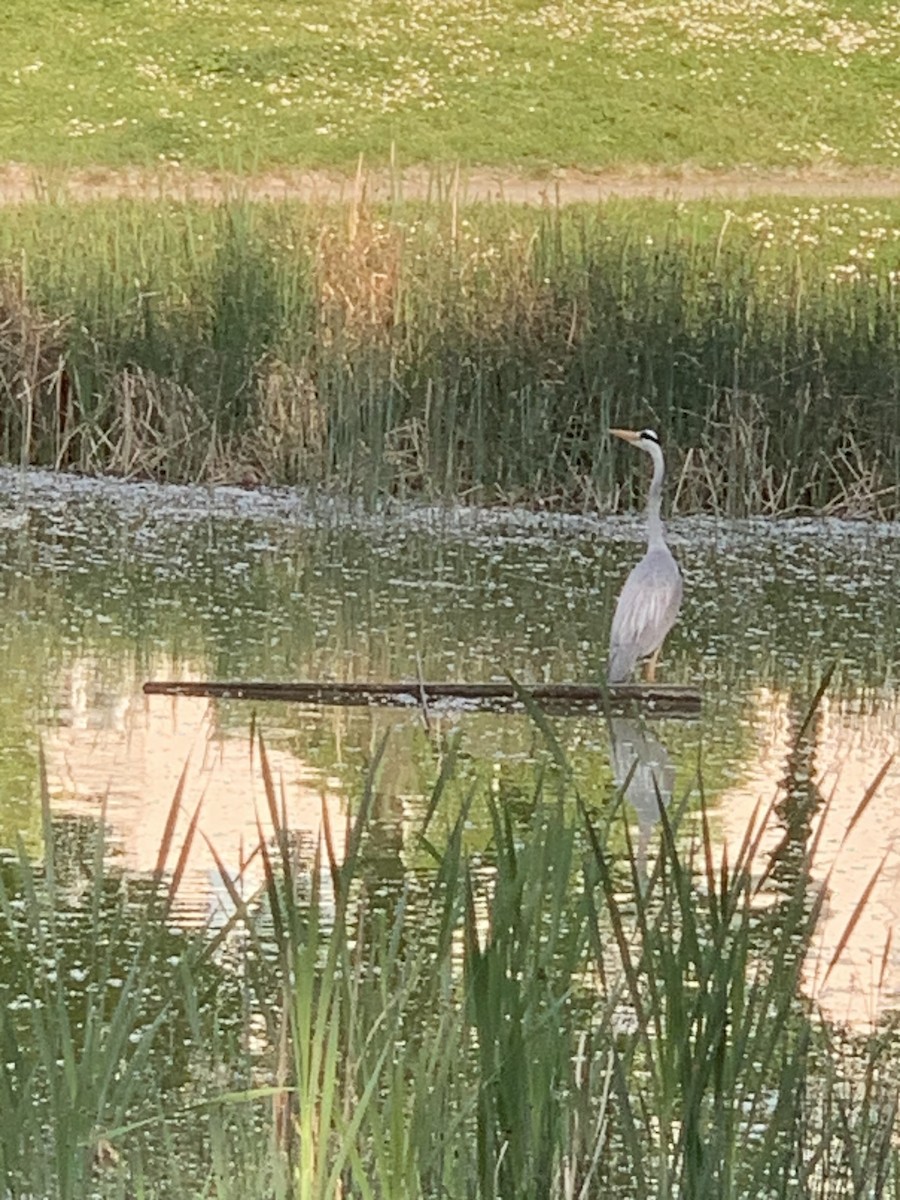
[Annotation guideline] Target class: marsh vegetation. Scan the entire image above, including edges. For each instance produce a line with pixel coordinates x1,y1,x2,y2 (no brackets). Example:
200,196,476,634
1,197,899,516
3,721,900,1199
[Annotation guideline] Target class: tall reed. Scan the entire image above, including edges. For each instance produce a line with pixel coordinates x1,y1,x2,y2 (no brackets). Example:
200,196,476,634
0,756,265,1198
2,718,898,1196
244,718,900,1199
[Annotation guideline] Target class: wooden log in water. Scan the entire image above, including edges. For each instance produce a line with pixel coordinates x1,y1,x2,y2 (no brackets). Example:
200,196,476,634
142,679,701,716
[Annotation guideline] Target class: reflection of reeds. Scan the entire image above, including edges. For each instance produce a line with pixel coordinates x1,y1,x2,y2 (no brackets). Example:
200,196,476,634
1,197,899,511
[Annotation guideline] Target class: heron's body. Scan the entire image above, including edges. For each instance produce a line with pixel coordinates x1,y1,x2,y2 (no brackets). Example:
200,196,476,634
607,428,682,683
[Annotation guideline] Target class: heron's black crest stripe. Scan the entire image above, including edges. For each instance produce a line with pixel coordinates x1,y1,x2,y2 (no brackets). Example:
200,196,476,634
639,429,660,444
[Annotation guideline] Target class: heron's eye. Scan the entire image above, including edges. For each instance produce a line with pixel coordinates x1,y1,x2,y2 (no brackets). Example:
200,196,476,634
640,429,660,444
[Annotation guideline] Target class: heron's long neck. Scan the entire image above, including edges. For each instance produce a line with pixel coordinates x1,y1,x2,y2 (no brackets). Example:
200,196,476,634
646,445,666,549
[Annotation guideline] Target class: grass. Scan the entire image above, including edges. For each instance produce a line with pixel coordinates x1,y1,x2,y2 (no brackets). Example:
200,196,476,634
2,713,900,1198
0,194,899,515
2,0,900,171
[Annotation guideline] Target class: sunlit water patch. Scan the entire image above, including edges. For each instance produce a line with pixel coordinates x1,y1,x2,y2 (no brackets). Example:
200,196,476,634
0,467,898,1023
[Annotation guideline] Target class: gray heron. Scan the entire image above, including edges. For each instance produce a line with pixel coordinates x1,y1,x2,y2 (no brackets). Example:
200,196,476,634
607,428,683,683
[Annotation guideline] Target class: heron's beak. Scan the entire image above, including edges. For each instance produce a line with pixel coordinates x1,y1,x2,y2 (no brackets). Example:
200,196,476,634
609,428,640,444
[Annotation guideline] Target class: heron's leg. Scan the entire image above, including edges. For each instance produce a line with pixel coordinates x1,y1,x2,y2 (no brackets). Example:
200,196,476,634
645,649,660,683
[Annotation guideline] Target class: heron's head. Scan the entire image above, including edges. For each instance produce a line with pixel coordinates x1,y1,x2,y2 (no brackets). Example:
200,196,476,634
610,428,661,454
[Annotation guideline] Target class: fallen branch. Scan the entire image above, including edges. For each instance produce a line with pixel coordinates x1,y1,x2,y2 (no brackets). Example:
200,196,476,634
142,679,701,716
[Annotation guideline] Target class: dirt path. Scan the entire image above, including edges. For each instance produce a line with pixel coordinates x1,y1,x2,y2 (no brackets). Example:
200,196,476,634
5,162,900,205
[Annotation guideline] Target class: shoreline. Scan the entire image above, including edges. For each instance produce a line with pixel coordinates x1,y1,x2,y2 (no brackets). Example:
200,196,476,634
4,162,900,206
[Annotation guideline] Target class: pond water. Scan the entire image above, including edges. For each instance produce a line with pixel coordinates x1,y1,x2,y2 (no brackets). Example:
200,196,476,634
0,467,898,1030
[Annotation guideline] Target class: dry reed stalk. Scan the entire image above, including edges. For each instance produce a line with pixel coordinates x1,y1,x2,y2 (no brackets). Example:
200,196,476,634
383,417,431,492
101,366,213,478
821,433,898,518
0,271,70,466
315,203,403,344
252,356,327,480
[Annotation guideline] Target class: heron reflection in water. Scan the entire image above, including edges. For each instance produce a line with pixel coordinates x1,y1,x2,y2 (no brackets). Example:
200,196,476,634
608,716,675,878
607,428,682,684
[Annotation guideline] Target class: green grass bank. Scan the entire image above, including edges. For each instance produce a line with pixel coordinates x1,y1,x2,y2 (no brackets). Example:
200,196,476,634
3,0,900,171
1,195,899,516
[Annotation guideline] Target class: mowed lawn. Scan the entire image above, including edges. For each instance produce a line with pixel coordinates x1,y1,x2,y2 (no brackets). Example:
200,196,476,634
3,0,900,171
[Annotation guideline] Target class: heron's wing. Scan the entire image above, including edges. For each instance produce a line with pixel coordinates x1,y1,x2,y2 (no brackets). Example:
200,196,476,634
608,550,682,680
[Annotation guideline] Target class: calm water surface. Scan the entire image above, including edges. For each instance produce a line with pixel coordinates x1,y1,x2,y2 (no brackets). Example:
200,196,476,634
0,467,898,1027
